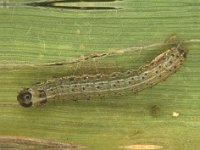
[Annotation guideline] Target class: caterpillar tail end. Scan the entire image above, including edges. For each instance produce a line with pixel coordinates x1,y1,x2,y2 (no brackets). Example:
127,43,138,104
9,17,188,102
17,88,47,107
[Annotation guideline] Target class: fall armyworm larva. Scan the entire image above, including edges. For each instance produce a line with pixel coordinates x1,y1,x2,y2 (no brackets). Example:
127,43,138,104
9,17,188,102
17,40,186,107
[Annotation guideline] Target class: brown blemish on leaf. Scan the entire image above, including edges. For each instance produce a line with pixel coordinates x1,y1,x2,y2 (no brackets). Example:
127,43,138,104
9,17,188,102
120,144,163,150
0,136,85,150
150,105,161,117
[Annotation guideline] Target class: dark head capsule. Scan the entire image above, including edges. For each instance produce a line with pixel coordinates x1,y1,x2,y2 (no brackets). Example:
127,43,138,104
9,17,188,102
17,88,47,107
17,89,33,107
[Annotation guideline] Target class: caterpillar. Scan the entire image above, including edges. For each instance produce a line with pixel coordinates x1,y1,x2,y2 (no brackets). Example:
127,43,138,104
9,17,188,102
17,42,186,107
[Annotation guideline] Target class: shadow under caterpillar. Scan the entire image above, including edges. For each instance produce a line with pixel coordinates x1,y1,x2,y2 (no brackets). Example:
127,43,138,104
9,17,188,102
17,39,187,107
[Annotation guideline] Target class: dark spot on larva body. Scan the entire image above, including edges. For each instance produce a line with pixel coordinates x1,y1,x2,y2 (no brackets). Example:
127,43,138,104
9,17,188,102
38,90,47,104
111,73,117,78
38,90,45,97
150,62,154,66
163,55,167,60
111,72,122,79
83,76,88,80
126,70,132,75
174,65,177,69
69,77,75,81
96,74,102,80
139,67,143,72
84,56,89,60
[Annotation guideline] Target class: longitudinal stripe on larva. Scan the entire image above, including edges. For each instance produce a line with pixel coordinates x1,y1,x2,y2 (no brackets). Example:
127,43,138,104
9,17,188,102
17,42,186,107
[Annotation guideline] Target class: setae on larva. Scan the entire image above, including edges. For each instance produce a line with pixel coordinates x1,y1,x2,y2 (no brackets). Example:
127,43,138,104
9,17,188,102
17,42,186,107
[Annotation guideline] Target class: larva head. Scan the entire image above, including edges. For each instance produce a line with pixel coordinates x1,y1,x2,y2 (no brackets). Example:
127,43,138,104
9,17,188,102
17,88,47,107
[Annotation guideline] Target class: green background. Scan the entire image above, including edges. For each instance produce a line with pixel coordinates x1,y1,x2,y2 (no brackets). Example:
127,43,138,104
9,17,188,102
0,0,200,149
